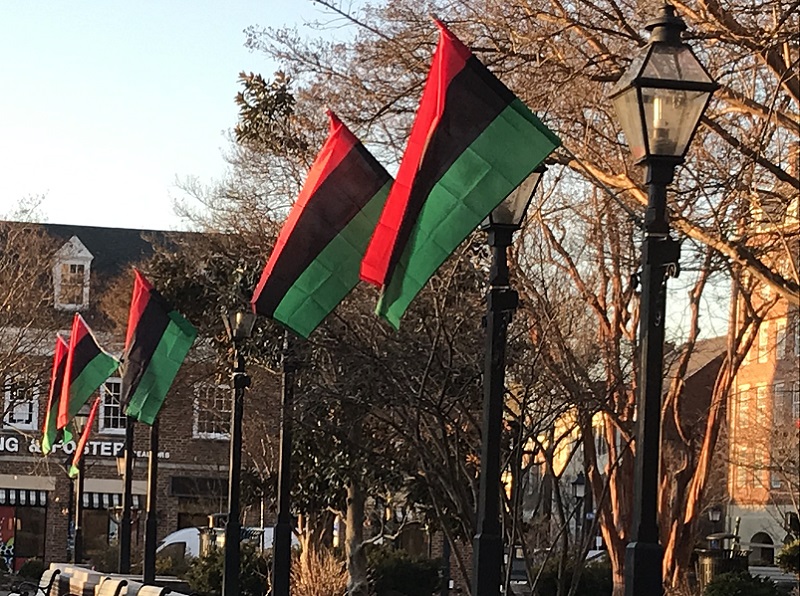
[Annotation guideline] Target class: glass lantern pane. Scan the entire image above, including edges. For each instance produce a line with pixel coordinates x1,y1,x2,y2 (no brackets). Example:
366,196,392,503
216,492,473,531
642,88,711,156
642,45,713,83
611,51,648,93
489,169,542,226
612,87,647,161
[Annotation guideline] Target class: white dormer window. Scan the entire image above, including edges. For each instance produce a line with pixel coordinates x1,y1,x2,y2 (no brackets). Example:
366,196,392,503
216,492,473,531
53,236,93,310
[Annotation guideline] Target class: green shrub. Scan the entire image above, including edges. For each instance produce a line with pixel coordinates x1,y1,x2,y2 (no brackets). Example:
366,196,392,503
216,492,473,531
533,558,613,596
155,554,193,578
776,540,800,576
17,558,45,581
704,571,781,596
185,544,269,596
366,545,440,596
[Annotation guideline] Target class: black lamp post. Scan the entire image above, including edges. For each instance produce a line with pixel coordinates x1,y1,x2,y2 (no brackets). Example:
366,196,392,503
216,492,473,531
116,421,135,574
271,331,295,596
610,5,717,595
473,165,545,596
72,406,91,565
222,310,256,596
572,472,586,543
142,419,160,584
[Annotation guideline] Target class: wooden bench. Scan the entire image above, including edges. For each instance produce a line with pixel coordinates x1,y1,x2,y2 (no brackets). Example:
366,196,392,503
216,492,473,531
8,568,61,596
132,586,169,596
94,578,128,596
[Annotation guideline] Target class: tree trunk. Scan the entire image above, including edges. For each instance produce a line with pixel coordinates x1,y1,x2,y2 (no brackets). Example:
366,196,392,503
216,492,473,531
346,480,368,596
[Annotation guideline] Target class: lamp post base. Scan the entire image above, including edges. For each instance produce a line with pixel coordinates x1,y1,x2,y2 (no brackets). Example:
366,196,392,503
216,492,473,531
472,532,503,596
624,542,663,596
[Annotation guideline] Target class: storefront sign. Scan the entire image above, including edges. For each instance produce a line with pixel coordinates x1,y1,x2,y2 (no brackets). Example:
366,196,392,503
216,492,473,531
1,436,169,459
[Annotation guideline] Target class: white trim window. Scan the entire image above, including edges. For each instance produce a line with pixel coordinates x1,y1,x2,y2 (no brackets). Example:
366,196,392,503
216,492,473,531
3,376,39,431
756,384,769,427
776,319,787,360
757,323,770,363
736,385,751,432
192,384,231,440
792,382,800,421
99,378,126,434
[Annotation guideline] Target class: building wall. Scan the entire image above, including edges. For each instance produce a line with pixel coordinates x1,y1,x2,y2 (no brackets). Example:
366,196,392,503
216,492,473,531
0,223,281,570
728,274,800,557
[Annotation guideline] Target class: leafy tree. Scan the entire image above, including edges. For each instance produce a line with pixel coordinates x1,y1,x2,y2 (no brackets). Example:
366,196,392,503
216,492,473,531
184,543,269,596
776,539,800,576
366,544,441,596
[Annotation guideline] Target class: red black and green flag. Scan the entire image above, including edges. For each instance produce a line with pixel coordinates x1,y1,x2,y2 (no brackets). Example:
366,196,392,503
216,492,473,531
360,19,561,328
68,397,100,478
41,334,69,455
57,314,120,430
122,269,197,425
251,110,392,337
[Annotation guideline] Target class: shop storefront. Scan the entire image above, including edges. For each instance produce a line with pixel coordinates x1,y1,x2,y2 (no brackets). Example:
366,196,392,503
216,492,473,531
0,488,48,571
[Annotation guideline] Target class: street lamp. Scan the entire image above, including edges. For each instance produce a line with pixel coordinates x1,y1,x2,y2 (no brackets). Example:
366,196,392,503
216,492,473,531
708,505,722,529
115,429,135,574
72,405,91,565
473,165,545,596
572,472,586,543
221,310,256,596
610,5,717,596
271,331,296,596
572,472,586,501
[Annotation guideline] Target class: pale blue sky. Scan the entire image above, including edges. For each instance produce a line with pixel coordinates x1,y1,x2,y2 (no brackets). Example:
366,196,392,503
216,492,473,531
0,1,331,230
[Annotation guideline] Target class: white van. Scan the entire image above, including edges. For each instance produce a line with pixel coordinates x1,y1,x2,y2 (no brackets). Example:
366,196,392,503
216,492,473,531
155,527,202,561
156,526,296,562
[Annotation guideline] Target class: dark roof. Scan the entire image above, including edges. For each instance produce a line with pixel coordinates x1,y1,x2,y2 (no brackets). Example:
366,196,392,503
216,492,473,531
40,222,190,276
665,335,728,383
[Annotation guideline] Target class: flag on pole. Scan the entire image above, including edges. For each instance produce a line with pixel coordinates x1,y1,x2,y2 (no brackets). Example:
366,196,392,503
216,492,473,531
122,270,197,425
68,397,101,478
360,19,560,328
41,334,69,455
251,110,392,337
57,314,119,430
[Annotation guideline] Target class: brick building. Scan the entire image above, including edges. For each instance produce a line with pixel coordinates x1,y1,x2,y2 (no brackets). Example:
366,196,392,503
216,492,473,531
726,171,800,563
728,277,799,563
0,222,278,571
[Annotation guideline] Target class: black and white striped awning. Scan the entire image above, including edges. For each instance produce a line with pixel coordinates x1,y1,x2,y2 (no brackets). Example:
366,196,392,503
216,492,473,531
0,488,48,507
82,493,142,509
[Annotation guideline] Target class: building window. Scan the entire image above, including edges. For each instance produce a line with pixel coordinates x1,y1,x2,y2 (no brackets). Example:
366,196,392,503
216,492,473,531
736,385,751,432
756,384,768,427
99,378,126,434
193,384,231,440
736,446,748,488
596,433,608,457
776,319,787,360
757,323,770,363
793,382,800,421
3,376,38,431
773,383,786,418
60,263,85,304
